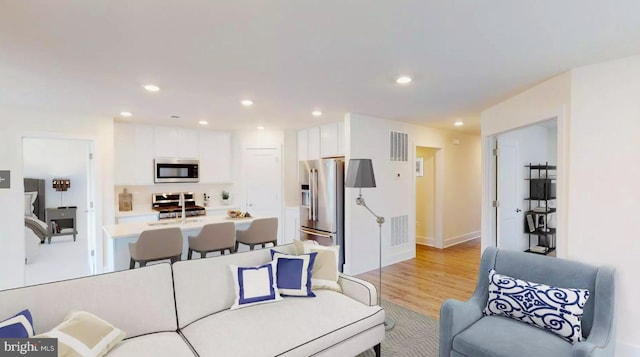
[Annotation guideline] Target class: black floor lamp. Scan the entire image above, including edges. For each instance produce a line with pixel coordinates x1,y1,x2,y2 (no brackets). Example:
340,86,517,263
345,158,395,331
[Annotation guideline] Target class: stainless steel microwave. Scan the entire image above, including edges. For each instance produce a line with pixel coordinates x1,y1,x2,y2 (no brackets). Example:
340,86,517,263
154,158,200,183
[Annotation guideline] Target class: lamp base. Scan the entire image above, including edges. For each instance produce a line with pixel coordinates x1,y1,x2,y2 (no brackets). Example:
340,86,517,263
384,317,395,331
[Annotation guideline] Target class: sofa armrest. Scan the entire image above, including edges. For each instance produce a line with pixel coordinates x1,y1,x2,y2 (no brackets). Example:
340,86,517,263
439,298,484,357
338,274,377,306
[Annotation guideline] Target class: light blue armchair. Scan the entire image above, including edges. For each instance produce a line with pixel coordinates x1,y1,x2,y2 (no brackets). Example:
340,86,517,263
440,247,616,357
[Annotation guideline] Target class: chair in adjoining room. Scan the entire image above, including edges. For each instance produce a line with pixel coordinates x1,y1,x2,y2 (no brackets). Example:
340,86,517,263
235,217,278,251
439,247,616,357
129,227,183,269
187,222,236,259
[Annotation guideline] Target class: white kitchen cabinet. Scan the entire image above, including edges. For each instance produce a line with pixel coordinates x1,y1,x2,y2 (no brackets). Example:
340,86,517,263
307,127,321,160
114,123,154,185
116,213,159,224
321,122,345,158
297,129,308,161
178,129,199,158
154,127,199,158
198,130,232,183
283,207,300,245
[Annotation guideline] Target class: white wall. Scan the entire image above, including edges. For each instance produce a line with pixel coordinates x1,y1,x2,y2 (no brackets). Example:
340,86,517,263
568,55,640,354
282,130,299,207
344,113,415,275
0,109,114,289
481,56,640,354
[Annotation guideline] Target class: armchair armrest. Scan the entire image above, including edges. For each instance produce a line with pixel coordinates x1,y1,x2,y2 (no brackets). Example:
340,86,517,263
439,298,484,357
338,274,377,306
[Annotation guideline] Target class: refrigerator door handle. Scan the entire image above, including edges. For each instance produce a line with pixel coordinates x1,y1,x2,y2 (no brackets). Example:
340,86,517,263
313,168,319,221
309,169,314,221
299,228,333,239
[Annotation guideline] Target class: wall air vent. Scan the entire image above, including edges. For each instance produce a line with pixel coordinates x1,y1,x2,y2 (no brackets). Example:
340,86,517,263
390,215,409,246
390,131,408,161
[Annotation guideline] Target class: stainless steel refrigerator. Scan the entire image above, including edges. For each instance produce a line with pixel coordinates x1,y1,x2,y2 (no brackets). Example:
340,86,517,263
299,158,345,272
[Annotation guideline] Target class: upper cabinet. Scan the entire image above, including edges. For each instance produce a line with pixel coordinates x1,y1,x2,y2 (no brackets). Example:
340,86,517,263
198,130,232,183
298,121,344,161
154,127,199,158
114,123,154,185
114,123,232,185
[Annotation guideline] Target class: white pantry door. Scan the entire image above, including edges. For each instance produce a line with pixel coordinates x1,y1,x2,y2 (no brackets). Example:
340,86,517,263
243,148,282,241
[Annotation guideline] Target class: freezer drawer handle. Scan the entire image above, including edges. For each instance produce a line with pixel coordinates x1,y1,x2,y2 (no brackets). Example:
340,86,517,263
299,228,333,239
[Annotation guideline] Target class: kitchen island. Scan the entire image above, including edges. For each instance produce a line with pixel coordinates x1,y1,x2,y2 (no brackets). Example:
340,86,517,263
103,215,264,272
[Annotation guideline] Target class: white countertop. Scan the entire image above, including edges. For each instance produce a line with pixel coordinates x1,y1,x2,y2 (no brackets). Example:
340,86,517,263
114,205,240,218
104,215,257,239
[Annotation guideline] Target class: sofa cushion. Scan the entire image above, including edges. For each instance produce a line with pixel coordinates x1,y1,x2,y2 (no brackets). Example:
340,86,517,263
172,245,297,328
229,263,283,310
271,250,317,297
0,309,34,338
36,310,125,357
484,269,590,343
181,290,384,357
107,332,196,357
0,263,177,338
452,315,572,357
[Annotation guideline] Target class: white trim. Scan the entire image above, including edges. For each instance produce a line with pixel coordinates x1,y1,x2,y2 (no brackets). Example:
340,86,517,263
416,236,435,246
616,340,640,357
444,231,481,248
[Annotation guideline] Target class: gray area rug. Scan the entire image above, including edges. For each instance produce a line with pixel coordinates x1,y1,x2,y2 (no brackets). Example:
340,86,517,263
357,299,439,357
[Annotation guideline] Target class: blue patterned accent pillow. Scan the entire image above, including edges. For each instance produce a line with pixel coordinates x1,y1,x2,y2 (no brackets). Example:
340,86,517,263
0,309,35,338
229,262,283,310
270,250,317,297
484,269,590,344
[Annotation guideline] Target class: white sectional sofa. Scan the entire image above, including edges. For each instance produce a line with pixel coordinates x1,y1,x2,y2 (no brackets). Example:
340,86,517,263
0,244,385,357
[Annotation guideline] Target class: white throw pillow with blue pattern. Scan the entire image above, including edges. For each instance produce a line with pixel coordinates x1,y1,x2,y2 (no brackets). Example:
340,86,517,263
484,269,590,344
229,262,283,310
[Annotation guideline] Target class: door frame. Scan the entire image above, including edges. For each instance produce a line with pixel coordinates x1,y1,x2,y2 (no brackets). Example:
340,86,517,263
21,135,98,276
481,106,569,258
412,145,444,248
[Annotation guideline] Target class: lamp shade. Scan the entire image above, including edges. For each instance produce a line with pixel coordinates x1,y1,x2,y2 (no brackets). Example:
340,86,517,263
345,159,376,188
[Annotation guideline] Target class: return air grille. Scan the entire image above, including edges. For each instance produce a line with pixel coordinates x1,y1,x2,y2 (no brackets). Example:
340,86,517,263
390,215,409,246
390,131,408,161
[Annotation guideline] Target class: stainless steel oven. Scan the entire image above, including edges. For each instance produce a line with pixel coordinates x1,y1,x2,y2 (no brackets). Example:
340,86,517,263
154,158,199,183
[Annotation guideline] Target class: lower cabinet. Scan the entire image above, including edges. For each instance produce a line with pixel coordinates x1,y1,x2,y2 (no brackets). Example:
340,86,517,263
116,214,159,224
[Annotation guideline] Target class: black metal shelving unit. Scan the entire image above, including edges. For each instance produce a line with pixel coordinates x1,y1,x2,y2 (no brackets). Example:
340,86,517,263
524,163,556,255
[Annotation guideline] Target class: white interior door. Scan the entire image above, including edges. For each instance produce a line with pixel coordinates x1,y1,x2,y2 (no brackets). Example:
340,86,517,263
244,148,282,241
496,138,523,251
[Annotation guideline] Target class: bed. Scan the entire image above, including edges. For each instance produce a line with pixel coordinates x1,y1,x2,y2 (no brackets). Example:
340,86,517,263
24,178,48,244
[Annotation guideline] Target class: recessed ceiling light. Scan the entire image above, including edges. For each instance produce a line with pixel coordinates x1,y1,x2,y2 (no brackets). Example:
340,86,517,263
120,111,132,117
170,115,180,119
241,99,254,107
396,76,412,84
312,110,322,117
454,120,464,127
143,84,160,92
198,120,208,125
256,126,265,130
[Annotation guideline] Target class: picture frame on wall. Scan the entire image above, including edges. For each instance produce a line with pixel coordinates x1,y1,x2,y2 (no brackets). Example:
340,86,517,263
416,157,424,177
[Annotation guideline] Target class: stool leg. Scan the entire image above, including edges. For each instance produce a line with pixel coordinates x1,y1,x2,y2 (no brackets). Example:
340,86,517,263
235,241,239,252
200,252,206,259
188,249,193,260
129,258,135,269
140,261,147,267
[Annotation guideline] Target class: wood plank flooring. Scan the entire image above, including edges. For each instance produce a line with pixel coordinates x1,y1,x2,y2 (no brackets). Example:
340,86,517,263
357,238,481,320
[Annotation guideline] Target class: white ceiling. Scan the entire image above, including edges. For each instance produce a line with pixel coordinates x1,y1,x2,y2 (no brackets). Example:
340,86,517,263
2,1,640,134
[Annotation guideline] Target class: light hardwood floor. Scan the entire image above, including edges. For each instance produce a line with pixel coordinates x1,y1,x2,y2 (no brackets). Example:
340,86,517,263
357,238,481,320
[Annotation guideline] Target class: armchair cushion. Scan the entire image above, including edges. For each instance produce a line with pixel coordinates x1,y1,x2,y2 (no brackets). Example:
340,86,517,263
453,315,572,357
484,269,590,343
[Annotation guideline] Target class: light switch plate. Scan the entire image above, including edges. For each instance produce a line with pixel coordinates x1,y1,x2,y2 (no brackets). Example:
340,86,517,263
0,170,10,189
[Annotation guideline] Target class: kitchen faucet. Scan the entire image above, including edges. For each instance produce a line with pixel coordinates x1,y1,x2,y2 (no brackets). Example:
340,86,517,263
178,192,186,225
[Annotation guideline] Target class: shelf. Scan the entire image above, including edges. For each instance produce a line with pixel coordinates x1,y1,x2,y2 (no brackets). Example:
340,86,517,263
524,197,556,201
525,208,556,215
525,228,556,235
525,178,556,181
525,247,556,256
525,164,557,170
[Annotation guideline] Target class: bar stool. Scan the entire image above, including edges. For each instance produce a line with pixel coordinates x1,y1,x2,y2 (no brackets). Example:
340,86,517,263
187,222,236,259
235,217,278,251
129,227,183,269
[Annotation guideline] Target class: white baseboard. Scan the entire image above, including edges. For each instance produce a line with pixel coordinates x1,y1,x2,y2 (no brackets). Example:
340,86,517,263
617,340,640,357
444,231,480,248
416,236,435,246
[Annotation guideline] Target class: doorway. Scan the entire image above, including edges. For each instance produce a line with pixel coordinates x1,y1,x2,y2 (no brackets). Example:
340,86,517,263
415,147,438,247
243,147,283,242
493,119,558,254
22,137,96,285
